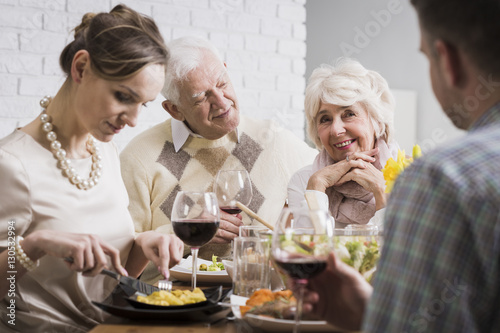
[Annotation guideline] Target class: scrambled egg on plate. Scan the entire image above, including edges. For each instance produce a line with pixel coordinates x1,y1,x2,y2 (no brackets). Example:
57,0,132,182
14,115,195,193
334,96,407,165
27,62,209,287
136,288,206,306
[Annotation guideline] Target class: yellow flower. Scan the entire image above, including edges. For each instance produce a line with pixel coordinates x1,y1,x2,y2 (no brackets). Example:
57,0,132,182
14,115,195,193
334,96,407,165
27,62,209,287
382,144,421,193
412,144,422,159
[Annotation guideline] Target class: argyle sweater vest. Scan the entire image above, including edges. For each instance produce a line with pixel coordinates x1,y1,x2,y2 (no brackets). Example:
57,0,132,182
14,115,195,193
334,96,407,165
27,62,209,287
120,116,317,284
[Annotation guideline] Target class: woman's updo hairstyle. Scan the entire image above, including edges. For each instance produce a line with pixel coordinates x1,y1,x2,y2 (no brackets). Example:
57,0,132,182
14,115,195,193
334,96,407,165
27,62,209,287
305,58,395,150
59,4,167,80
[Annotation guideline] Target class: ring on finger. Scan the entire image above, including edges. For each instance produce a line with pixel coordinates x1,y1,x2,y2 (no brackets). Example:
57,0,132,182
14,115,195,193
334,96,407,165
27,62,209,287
346,155,350,162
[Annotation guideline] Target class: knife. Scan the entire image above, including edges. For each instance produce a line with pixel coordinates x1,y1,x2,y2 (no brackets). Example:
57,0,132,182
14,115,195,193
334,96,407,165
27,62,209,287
64,257,159,294
100,268,159,295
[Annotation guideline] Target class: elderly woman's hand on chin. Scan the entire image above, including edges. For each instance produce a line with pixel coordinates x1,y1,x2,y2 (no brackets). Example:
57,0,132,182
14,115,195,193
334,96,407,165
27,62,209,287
337,149,387,210
307,147,387,210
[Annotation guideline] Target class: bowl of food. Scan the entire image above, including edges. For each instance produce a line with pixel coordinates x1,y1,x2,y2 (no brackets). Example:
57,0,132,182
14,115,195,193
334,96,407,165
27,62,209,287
334,224,382,282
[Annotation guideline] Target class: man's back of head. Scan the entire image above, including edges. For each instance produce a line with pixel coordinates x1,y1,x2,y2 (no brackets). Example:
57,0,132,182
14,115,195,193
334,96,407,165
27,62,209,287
411,0,500,79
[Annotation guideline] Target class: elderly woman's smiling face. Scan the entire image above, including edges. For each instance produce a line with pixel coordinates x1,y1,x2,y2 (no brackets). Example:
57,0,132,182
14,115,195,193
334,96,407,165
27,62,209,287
316,101,376,162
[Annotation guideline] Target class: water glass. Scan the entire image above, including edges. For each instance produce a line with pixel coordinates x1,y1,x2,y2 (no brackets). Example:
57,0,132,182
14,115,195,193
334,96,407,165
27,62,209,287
239,225,269,237
232,236,270,296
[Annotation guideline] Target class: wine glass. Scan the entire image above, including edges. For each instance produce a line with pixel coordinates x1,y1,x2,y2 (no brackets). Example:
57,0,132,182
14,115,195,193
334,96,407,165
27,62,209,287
171,191,220,289
271,207,335,333
213,170,253,214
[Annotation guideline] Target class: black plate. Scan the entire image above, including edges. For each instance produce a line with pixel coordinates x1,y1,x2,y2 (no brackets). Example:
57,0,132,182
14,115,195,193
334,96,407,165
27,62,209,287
124,286,221,310
92,285,231,321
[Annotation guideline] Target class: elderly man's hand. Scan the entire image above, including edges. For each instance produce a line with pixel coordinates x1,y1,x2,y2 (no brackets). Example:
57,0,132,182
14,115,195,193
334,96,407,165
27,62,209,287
209,210,244,244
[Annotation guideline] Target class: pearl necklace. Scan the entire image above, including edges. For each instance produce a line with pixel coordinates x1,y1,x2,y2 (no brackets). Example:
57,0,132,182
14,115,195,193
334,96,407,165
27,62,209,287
39,96,102,190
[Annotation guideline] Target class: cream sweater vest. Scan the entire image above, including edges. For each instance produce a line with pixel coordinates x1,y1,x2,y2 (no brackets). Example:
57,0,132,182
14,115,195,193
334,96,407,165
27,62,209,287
120,116,317,283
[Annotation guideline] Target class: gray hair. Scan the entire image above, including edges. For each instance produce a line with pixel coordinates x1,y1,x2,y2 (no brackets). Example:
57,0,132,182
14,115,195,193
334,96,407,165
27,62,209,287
162,36,224,105
305,58,395,150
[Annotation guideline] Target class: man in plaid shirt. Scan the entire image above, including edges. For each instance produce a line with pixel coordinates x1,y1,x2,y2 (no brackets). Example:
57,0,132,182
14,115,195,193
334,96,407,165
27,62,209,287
304,0,500,331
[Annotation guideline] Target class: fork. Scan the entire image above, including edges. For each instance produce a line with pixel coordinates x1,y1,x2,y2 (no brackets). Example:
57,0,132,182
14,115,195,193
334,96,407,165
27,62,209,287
157,279,172,292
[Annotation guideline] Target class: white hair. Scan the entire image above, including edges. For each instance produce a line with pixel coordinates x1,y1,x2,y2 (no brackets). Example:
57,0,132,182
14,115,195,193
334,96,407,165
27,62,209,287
305,58,395,149
162,36,224,105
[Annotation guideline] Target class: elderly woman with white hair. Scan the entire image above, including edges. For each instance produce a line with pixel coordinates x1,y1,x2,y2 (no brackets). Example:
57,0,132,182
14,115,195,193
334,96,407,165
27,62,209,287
288,58,399,228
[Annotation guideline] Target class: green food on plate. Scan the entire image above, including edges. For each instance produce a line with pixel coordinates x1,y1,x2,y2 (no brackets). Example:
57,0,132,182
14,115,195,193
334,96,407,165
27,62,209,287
199,255,225,271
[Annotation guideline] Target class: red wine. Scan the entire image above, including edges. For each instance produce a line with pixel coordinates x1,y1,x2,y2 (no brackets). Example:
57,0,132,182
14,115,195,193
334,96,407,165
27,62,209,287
172,220,219,247
274,259,327,279
220,206,242,214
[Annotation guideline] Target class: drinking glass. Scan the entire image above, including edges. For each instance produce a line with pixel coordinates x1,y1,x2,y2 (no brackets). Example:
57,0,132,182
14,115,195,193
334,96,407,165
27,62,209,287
213,170,253,214
239,225,269,237
171,191,220,289
232,236,270,296
271,208,335,333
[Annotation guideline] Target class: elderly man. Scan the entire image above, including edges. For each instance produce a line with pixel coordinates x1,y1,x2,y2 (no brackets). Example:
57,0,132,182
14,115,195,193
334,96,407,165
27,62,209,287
303,0,500,331
120,36,317,283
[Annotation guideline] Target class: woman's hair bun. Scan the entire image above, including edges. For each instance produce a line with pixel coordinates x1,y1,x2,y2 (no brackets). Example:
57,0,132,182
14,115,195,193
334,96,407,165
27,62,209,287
59,4,167,80
73,12,96,39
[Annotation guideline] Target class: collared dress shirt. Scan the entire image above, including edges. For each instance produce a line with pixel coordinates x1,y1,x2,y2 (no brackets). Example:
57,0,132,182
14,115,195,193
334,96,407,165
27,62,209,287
171,118,240,152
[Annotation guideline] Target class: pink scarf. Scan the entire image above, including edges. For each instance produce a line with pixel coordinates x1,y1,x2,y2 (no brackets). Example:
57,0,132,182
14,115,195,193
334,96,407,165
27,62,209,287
311,139,398,227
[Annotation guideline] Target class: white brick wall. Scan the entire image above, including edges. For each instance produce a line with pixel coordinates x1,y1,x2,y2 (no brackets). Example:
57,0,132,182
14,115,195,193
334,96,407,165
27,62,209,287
0,0,308,150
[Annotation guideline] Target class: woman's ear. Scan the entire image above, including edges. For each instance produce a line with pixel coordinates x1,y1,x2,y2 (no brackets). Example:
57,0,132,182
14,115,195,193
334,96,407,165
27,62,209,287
70,50,91,84
162,100,185,121
434,39,465,88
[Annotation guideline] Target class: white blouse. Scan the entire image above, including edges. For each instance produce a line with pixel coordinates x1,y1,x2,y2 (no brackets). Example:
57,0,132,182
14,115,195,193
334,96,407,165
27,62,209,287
0,130,135,333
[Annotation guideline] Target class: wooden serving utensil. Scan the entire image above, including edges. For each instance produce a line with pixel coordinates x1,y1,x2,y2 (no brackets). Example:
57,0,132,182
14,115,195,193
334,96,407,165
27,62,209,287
236,201,314,253
235,201,274,231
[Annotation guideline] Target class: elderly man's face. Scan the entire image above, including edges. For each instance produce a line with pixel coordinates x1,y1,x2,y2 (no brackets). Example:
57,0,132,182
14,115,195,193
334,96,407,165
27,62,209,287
174,51,240,140
316,102,375,162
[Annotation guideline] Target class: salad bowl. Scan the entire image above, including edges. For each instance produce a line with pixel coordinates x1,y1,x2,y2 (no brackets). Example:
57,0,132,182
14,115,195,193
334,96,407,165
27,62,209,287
334,224,383,282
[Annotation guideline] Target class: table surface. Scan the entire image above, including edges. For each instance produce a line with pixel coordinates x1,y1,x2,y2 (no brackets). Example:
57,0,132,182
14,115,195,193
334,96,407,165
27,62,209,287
88,315,240,333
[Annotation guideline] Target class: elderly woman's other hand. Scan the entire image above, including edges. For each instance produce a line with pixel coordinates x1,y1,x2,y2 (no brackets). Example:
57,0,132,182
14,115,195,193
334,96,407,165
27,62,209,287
134,231,184,279
307,148,379,193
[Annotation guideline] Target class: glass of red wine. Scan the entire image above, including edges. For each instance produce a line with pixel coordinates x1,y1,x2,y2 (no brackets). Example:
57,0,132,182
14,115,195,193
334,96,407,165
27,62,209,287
213,170,253,215
271,207,335,333
171,191,220,289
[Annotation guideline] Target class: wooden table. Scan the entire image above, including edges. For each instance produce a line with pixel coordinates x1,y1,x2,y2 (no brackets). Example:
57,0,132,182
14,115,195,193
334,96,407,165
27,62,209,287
88,314,241,333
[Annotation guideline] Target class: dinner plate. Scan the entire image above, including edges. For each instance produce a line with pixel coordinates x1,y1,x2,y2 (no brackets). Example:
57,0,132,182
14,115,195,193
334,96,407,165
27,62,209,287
92,285,231,321
125,285,221,310
170,256,232,284
231,295,339,332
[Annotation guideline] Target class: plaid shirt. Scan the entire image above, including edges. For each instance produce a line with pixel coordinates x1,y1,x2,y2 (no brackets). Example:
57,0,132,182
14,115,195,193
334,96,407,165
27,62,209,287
362,103,500,332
